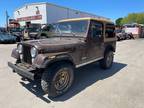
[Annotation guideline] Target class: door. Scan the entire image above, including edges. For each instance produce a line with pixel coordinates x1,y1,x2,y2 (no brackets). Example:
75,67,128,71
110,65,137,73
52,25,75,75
86,20,104,60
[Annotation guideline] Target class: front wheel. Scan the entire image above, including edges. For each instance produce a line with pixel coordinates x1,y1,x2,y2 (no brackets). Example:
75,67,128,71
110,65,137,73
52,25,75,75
99,51,114,69
41,63,74,98
40,35,47,39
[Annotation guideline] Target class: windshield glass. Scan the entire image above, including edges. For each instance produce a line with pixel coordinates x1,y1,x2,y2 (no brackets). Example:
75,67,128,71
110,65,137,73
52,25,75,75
10,28,23,32
49,20,89,37
115,29,122,33
28,28,40,32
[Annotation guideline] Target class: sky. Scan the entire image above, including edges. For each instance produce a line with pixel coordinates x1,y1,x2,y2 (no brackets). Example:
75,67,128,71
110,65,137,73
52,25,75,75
0,0,144,27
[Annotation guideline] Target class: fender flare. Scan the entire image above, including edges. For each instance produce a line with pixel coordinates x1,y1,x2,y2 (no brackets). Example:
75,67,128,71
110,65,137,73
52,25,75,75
11,48,20,59
105,45,115,53
33,54,75,69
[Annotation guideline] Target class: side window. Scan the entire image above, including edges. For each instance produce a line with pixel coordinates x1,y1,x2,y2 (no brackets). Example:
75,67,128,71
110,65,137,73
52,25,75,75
91,21,103,38
105,23,115,38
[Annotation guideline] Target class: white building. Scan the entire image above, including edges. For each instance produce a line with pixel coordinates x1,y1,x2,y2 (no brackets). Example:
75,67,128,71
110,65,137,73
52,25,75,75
14,2,110,26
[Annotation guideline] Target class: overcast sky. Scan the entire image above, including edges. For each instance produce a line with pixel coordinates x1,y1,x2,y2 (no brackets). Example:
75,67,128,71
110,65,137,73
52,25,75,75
0,0,144,27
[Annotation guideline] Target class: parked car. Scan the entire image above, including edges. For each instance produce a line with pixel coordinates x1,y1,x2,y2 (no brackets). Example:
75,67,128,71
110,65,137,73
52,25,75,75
0,27,6,32
10,28,24,42
23,27,40,40
0,32,16,43
37,24,54,39
8,17,116,97
116,29,134,41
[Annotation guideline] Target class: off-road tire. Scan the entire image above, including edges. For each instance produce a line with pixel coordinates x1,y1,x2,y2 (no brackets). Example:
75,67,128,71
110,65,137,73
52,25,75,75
99,50,114,69
41,63,74,98
40,35,47,39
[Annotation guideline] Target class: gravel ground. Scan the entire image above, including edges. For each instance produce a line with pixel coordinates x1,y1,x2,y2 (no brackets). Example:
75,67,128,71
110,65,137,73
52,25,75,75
0,39,144,108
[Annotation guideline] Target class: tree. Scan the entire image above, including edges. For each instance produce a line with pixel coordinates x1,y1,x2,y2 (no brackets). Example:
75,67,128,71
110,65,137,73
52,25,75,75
115,18,123,26
120,13,144,25
136,13,144,24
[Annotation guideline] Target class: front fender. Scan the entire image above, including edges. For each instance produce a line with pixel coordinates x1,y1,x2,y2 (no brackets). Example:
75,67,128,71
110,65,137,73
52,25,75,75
33,54,48,68
11,48,20,59
33,53,74,68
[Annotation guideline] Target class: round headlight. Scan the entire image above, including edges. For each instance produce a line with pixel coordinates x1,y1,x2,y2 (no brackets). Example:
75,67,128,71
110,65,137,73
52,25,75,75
17,44,23,54
30,47,38,58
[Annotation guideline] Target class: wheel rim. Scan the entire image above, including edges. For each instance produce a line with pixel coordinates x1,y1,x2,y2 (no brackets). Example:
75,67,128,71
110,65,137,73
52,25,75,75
54,68,70,91
106,52,113,67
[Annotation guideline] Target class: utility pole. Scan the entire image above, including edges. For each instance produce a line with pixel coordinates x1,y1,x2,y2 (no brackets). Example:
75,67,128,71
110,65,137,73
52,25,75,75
6,10,9,32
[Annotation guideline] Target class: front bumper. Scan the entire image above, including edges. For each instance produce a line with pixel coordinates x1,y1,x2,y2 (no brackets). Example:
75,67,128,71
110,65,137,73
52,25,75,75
8,62,35,80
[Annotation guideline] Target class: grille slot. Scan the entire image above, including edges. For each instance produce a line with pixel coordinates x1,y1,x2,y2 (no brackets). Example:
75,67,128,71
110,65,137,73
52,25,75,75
22,45,32,64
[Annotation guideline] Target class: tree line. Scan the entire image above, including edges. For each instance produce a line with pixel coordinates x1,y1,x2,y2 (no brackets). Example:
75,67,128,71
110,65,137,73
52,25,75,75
115,13,144,26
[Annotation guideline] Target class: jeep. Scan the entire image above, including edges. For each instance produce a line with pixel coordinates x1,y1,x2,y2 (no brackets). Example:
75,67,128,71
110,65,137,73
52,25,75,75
37,24,53,39
8,17,116,97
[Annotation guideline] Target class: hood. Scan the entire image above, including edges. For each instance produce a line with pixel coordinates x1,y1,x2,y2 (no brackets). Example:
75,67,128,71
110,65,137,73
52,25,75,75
24,37,85,53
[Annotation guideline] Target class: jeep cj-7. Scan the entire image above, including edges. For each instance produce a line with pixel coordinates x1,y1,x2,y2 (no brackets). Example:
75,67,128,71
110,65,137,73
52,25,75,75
8,17,116,97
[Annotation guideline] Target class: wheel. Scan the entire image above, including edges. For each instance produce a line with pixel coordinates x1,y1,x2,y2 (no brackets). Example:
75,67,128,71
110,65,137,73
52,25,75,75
130,34,134,39
41,36,47,39
117,37,120,41
41,63,74,98
16,36,20,42
99,50,114,69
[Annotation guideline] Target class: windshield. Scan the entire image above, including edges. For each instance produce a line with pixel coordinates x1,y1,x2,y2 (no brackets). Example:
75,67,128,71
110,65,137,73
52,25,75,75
49,20,89,37
28,28,40,32
10,28,23,32
115,29,125,33
115,29,122,33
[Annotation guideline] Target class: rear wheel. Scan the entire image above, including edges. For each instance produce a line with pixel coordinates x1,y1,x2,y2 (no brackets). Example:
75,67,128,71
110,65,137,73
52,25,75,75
99,50,114,69
41,63,74,98
41,35,47,39
117,36,120,41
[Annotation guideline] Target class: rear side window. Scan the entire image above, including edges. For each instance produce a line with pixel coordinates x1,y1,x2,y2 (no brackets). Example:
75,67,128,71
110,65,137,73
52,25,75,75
91,21,103,38
105,23,115,38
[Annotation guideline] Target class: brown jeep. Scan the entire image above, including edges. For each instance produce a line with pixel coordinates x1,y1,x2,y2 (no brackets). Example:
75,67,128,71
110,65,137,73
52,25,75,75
8,17,116,97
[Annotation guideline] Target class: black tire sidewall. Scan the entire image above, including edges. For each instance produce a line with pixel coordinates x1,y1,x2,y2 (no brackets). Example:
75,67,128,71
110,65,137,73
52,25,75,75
100,50,114,69
41,63,74,98
105,51,114,68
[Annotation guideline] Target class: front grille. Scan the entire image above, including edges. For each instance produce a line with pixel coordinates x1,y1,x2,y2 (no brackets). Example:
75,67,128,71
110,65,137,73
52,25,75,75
22,45,32,64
